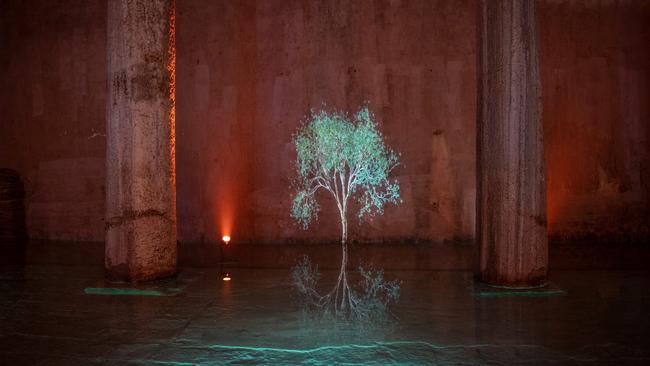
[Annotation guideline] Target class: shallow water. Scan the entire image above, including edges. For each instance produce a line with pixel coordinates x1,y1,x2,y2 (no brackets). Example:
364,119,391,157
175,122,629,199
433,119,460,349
1,264,649,364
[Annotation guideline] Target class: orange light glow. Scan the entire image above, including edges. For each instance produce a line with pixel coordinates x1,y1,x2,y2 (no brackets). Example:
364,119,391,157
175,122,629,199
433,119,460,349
222,235,231,244
167,2,176,200
222,272,231,281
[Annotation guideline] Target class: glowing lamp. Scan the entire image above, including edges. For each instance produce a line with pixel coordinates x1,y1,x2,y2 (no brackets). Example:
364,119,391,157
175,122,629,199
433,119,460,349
220,235,232,281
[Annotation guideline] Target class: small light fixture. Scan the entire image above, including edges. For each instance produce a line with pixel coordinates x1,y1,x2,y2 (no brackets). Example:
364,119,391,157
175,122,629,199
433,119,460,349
220,235,232,281
222,272,231,281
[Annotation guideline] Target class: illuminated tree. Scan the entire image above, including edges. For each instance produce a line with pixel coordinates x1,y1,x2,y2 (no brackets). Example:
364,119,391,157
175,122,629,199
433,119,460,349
291,104,401,318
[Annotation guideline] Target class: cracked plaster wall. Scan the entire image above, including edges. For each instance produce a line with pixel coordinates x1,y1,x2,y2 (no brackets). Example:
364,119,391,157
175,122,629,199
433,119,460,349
0,0,648,244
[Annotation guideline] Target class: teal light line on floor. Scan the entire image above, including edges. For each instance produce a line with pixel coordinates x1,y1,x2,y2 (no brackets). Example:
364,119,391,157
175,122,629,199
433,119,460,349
195,341,547,353
475,289,567,298
84,287,167,296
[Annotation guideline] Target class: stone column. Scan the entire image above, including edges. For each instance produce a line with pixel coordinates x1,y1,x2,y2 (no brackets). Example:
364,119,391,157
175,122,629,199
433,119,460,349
105,0,176,282
476,0,547,287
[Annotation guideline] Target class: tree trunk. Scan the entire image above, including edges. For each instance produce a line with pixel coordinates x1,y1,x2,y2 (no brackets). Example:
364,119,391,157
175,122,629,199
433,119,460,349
476,0,548,287
105,0,177,282
339,240,349,310
335,207,350,311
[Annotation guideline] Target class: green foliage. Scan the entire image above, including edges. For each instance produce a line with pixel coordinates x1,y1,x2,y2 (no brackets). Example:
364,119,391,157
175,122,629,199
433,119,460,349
290,106,402,319
291,104,401,230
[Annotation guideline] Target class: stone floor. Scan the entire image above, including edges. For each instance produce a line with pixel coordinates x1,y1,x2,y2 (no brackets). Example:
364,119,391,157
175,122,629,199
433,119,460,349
1,255,649,364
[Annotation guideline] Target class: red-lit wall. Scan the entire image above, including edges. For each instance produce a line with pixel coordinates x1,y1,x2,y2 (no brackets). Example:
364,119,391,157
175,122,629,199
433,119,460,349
0,1,107,241
540,1,650,241
175,0,478,244
0,0,648,244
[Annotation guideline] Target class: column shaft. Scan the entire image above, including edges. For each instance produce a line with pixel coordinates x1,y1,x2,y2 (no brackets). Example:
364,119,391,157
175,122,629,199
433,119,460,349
477,0,548,286
105,0,176,281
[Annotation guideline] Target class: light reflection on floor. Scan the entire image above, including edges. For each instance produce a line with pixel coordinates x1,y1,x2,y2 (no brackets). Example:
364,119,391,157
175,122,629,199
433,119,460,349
0,264,649,364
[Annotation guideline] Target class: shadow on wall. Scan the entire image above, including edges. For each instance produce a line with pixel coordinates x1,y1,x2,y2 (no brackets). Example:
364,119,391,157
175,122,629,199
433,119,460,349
0,169,28,243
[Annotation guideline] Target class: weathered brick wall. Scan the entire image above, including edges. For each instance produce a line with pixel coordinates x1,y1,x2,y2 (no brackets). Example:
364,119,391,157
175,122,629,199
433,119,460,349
175,0,478,244
0,1,106,241
541,0,650,241
0,0,648,244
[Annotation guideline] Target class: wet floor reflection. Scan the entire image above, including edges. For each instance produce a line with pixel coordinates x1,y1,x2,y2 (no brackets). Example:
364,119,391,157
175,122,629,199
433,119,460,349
1,264,649,364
